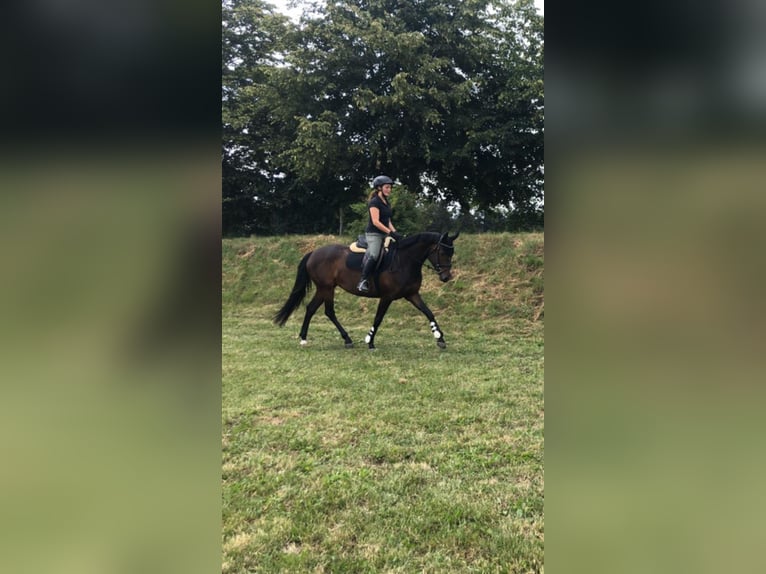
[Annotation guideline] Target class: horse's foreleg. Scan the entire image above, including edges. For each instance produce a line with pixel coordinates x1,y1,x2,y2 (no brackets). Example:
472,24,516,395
299,292,324,345
406,293,447,349
365,298,393,350
324,295,354,348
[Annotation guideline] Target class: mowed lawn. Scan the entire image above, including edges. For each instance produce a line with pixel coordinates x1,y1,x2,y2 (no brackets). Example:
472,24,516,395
222,233,544,573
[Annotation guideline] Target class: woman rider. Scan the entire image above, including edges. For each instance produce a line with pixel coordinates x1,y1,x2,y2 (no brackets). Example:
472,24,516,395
357,175,403,292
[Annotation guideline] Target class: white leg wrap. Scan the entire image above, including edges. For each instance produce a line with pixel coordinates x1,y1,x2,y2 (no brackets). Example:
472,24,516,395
364,326,375,344
300,339,308,346
430,321,441,339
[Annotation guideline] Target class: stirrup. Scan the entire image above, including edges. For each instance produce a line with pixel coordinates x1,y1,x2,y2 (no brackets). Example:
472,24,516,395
357,279,369,292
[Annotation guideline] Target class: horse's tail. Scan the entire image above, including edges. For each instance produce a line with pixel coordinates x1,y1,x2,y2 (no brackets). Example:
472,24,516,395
274,252,313,326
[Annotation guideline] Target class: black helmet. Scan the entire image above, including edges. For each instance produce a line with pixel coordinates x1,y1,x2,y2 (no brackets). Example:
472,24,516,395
372,175,394,188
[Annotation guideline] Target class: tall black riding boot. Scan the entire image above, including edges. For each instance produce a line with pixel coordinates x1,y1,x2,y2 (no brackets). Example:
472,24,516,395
357,257,377,292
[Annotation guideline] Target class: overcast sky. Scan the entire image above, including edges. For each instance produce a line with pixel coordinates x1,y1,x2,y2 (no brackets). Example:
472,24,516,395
270,0,544,22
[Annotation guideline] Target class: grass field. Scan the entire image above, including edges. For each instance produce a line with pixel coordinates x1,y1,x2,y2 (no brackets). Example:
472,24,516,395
222,233,544,573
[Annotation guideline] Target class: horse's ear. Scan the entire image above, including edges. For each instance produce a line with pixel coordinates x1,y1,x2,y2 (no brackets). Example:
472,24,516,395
449,231,460,241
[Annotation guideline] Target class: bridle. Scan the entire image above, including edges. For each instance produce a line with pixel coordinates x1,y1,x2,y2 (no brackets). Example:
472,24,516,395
425,240,453,275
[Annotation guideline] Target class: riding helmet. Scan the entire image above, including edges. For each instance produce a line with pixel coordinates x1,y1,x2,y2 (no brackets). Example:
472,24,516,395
372,175,394,188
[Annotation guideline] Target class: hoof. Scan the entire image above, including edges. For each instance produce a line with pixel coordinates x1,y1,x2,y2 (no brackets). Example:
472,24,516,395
344,341,354,348
368,346,377,351
300,339,308,346
437,340,447,349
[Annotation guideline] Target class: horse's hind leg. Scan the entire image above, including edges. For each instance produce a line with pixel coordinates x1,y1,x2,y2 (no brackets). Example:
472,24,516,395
300,288,353,348
298,292,325,345
323,292,354,348
405,293,447,349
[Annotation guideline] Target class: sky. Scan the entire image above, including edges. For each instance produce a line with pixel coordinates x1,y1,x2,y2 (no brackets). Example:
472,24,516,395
270,0,544,22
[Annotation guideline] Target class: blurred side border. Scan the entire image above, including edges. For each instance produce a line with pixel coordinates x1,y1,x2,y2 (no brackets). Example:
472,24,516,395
0,2,221,574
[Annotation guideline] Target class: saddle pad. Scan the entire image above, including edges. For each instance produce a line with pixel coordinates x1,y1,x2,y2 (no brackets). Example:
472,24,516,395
345,251,365,270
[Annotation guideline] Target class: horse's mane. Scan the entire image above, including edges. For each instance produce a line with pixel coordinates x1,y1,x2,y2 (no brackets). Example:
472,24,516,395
397,232,441,249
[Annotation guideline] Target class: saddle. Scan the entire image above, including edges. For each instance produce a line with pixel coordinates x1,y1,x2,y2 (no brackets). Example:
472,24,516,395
345,235,395,271
348,234,394,253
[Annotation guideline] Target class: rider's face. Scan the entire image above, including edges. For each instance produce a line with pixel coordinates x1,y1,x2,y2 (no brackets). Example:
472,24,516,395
381,184,393,195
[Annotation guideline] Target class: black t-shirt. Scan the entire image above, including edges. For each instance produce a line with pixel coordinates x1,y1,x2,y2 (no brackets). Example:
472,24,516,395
365,194,392,234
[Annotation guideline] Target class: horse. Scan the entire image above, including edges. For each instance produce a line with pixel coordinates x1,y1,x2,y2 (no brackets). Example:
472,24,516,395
274,231,459,349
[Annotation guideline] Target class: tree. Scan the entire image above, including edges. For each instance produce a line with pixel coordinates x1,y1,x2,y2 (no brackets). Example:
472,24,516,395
222,0,303,234
222,0,544,235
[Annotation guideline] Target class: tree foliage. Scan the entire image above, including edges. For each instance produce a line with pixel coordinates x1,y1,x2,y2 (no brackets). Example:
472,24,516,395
222,0,543,235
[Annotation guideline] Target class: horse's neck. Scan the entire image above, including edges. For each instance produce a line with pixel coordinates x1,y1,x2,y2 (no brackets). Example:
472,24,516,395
401,234,436,264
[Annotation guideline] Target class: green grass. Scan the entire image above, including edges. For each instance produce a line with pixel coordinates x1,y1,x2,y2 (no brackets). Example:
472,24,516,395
223,233,544,573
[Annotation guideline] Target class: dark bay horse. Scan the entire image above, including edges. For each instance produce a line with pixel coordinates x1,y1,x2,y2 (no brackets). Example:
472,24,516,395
274,232,459,349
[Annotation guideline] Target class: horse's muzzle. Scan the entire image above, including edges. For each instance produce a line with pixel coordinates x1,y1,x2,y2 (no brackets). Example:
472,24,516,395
439,271,452,282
